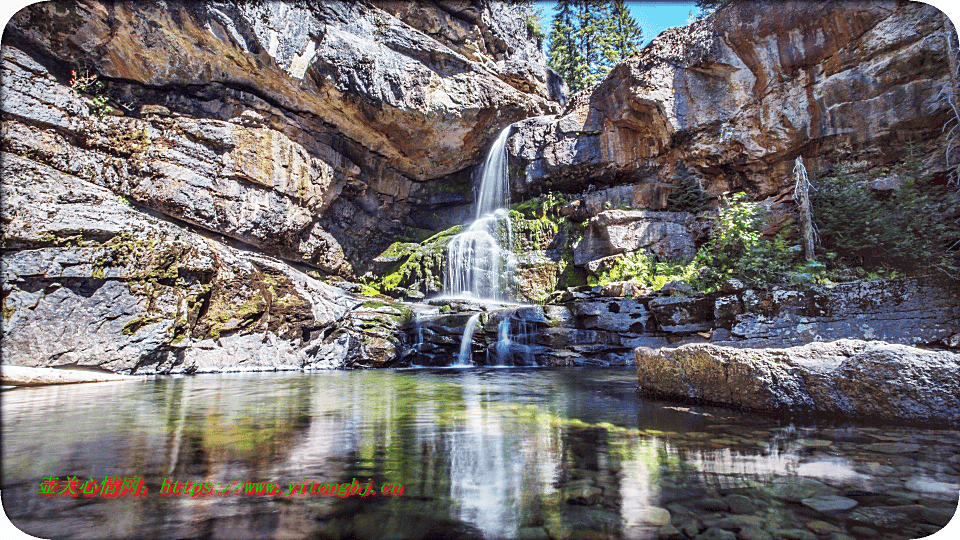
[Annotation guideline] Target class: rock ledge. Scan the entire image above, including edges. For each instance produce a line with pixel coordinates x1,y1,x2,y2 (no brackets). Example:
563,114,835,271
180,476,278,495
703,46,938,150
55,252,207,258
635,340,960,424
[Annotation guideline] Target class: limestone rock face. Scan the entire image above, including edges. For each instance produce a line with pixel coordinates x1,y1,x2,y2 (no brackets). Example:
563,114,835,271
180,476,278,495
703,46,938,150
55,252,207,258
635,340,960,424
0,132,407,373
508,0,955,212
573,210,708,268
9,1,555,182
4,1,559,272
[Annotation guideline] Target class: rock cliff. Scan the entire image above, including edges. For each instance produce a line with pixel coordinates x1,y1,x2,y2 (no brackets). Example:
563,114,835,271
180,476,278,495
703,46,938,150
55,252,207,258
4,0,558,273
3,0,957,375
508,0,955,217
1,0,555,373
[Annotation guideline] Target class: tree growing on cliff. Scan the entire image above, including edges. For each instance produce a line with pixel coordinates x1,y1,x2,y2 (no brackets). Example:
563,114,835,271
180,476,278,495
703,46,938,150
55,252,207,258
547,0,643,93
603,1,643,69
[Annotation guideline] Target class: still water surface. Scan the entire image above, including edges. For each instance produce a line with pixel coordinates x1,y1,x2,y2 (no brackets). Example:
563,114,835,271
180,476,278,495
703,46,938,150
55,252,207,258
2,368,958,539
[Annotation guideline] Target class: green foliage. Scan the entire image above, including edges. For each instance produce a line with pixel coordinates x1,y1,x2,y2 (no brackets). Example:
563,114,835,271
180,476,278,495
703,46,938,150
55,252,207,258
525,15,545,44
547,0,643,93
511,191,569,219
591,251,698,292
692,193,803,291
70,69,110,116
666,166,711,212
813,156,960,278
603,0,643,68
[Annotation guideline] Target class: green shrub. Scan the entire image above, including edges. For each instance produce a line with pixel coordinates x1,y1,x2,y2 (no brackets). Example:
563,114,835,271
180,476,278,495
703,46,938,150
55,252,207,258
692,193,802,291
813,157,960,278
512,191,569,219
591,252,697,291
525,15,545,43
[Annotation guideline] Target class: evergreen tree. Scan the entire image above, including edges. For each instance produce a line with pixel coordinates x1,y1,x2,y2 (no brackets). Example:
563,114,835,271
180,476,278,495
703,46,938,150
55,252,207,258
599,0,643,78
547,0,586,92
547,0,643,93
577,1,609,88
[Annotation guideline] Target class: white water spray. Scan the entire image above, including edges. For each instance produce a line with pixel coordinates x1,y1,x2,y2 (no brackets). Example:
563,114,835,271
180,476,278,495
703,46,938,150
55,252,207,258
444,128,517,302
455,313,482,366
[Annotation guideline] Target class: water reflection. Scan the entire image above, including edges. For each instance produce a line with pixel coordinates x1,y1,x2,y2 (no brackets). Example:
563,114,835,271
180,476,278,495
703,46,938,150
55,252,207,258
2,369,958,540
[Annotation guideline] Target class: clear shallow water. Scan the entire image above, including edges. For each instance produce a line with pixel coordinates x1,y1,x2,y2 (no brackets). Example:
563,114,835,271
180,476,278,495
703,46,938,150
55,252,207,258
2,368,958,540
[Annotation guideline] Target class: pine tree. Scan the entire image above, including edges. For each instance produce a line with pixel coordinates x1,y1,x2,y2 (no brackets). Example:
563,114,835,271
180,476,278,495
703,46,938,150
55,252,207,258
547,0,643,93
603,0,643,69
547,0,586,92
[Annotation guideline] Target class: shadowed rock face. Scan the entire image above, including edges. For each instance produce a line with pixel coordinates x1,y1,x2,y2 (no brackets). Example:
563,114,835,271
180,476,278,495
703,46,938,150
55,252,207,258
635,340,960,424
508,0,955,212
3,0,560,271
7,1,556,181
3,1,558,373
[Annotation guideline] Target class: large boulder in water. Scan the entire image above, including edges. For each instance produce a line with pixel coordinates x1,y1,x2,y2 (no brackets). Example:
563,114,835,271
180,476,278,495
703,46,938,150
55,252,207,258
635,340,960,424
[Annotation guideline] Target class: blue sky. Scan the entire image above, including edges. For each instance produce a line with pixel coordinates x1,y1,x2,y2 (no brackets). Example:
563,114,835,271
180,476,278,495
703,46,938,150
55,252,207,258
534,1,702,49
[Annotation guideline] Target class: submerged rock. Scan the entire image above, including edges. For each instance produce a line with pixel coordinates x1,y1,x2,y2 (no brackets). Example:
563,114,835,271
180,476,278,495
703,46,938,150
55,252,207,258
635,340,960,424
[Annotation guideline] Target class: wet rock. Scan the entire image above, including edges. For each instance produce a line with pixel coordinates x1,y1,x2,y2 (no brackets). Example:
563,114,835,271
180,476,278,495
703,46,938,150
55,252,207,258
642,507,672,526
657,522,684,540
738,527,773,540
693,498,730,512
724,494,758,514
764,478,837,504
801,495,859,513
863,443,921,454
695,527,737,540
847,506,919,530
635,340,960,424
848,526,879,538
770,529,817,540
920,506,956,526
680,520,703,538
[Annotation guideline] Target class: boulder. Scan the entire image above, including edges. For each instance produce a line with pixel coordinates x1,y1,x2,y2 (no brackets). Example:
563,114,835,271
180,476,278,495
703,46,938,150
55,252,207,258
574,210,703,267
648,296,714,333
635,340,960,423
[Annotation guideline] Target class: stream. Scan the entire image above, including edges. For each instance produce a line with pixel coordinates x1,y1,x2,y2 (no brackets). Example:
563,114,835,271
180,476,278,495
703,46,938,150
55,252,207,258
2,368,958,540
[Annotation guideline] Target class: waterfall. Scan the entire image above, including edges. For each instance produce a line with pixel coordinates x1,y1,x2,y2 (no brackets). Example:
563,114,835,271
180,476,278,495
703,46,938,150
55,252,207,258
488,313,535,367
411,313,424,366
493,317,512,366
455,313,482,366
444,128,517,302
474,128,512,219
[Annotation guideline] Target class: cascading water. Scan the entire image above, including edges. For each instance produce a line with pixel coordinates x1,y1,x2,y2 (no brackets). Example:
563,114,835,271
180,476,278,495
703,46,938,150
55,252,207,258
487,314,535,367
444,128,517,302
455,313,482,367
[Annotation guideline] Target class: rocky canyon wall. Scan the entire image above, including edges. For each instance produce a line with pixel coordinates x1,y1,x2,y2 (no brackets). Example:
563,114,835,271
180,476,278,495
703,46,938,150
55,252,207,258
508,0,956,219
1,0,557,373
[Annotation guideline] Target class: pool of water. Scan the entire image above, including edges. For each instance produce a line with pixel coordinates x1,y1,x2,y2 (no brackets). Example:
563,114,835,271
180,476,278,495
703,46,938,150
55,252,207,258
2,368,958,540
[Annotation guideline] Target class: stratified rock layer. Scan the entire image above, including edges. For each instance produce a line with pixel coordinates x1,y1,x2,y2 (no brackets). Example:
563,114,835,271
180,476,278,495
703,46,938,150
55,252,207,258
508,0,955,217
635,340,960,424
4,0,558,270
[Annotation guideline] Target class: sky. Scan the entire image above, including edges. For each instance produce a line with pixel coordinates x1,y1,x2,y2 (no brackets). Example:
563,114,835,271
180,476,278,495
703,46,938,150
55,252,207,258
535,1,705,49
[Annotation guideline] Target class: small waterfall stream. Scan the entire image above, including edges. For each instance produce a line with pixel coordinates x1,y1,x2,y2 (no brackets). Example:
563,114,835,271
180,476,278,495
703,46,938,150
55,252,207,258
455,313,482,366
432,126,534,368
444,128,517,302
